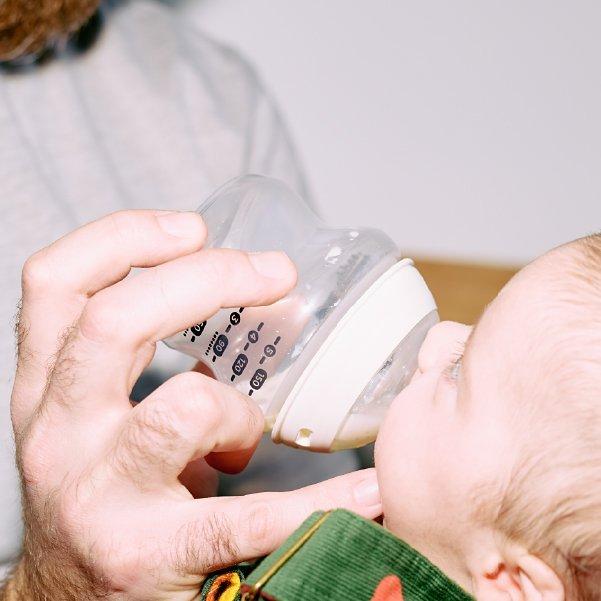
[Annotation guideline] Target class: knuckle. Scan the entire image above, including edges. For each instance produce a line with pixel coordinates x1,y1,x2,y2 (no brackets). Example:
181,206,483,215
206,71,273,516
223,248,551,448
221,249,253,284
113,374,228,480
96,547,151,591
127,401,181,459
114,401,186,482
107,210,140,243
54,483,85,535
78,293,122,344
173,373,224,431
18,428,50,488
20,433,90,532
21,251,53,294
311,487,337,511
197,387,225,434
116,374,226,475
191,248,255,311
241,500,280,553
194,251,225,291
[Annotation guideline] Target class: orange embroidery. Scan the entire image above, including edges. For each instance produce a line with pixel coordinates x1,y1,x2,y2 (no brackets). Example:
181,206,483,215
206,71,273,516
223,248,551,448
207,572,241,601
371,575,404,601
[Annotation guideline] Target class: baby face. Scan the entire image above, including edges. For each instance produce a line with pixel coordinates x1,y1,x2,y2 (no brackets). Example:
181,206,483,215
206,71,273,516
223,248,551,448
375,263,538,576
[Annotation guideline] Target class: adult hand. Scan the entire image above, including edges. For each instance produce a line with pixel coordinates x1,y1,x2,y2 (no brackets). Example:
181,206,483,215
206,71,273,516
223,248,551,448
4,211,382,600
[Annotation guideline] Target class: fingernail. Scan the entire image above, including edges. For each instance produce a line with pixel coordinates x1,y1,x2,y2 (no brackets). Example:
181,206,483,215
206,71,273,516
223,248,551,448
248,252,295,279
353,473,382,507
158,211,204,238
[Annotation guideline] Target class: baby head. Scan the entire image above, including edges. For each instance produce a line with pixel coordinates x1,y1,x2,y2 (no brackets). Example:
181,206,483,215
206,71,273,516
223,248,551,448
375,233,601,600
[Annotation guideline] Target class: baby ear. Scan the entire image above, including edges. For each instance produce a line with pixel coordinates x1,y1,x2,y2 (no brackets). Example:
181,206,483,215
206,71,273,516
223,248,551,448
472,553,564,601
516,555,564,601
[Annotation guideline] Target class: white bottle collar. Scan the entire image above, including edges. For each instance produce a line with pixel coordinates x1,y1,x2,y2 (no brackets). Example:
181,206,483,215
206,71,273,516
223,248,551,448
271,259,436,451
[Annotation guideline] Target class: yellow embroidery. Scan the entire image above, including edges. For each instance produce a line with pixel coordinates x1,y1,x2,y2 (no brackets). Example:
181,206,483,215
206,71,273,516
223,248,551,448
207,572,241,601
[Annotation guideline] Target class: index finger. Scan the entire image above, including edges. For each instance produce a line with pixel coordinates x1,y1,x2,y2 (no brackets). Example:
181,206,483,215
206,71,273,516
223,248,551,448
13,210,206,428
77,248,297,349
42,249,297,414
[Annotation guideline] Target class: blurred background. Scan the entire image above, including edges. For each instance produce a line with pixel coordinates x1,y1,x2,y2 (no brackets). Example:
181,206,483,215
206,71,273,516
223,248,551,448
0,1,598,548
189,0,600,322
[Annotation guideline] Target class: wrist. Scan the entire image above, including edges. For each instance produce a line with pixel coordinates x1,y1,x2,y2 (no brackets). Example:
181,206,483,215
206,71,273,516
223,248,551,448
1,550,97,601
1,559,32,601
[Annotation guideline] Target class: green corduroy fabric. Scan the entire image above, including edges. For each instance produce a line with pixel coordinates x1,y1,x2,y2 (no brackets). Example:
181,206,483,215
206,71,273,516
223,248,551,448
244,510,474,601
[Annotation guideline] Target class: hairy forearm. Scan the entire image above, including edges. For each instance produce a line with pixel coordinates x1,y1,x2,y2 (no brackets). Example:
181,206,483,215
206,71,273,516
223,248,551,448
0,553,98,601
1,560,34,601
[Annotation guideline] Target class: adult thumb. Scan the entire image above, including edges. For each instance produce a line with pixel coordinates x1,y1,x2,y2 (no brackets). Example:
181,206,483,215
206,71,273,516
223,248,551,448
185,468,381,572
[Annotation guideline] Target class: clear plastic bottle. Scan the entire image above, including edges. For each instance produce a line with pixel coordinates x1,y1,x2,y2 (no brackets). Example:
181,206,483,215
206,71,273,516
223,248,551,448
164,175,438,451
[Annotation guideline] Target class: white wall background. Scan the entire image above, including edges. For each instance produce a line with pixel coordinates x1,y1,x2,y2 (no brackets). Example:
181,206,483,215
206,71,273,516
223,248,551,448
191,1,601,265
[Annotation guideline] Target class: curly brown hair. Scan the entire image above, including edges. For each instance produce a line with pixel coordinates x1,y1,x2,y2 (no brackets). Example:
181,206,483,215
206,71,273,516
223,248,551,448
0,0,101,61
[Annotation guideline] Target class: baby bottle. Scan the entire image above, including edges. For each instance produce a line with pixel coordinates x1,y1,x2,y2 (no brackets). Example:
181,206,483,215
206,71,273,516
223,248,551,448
164,175,438,452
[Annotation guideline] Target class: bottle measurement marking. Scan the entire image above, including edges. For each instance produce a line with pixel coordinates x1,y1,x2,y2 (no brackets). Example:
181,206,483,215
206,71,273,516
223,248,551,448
257,337,280,367
226,308,245,335
250,369,267,391
205,332,218,356
244,327,261,352
231,354,249,381
234,322,273,396
182,321,207,343
212,334,229,362
247,367,268,397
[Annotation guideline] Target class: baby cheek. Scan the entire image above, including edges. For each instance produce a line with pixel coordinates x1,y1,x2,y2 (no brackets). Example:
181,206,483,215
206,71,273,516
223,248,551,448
376,393,406,456
375,398,411,489
375,402,432,537
374,429,399,520
374,373,440,510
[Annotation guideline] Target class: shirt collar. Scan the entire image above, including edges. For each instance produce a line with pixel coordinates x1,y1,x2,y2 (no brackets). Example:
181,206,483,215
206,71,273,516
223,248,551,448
243,509,474,601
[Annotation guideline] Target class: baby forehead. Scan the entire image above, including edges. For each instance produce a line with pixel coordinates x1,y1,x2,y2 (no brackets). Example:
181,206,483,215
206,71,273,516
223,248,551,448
470,247,600,383
472,266,552,348
483,244,595,322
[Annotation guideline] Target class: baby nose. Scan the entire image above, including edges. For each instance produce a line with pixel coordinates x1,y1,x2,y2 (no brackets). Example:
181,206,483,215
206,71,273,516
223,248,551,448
417,320,472,373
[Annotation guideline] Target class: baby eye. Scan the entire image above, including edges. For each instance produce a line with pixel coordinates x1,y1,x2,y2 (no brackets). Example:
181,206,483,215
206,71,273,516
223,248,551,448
442,343,465,383
447,355,463,380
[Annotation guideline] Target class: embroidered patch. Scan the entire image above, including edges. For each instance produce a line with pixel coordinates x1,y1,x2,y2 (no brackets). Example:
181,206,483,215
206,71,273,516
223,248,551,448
370,575,404,601
207,571,241,601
